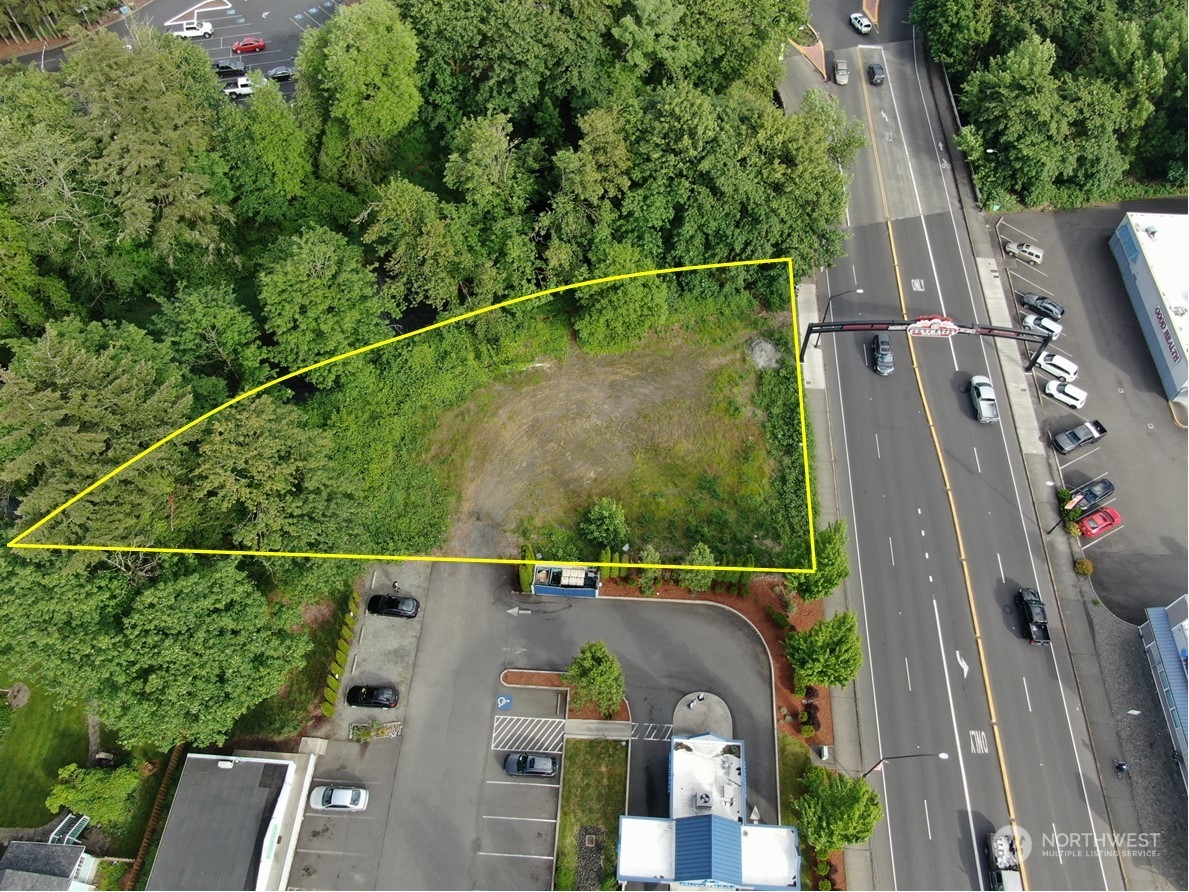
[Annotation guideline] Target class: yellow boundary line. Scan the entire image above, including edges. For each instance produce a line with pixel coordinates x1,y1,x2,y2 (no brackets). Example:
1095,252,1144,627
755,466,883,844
8,258,817,575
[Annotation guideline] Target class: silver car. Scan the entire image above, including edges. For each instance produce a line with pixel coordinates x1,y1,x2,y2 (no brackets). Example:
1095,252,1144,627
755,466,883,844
834,59,849,85
309,785,369,812
1021,313,1062,340
969,375,1000,423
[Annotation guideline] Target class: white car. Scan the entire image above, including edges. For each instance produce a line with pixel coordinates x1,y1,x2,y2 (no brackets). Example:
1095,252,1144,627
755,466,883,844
1044,380,1088,409
309,785,368,812
1021,313,1062,340
1036,351,1079,382
223,76,256,99
169,21,213,39
850,12,873,33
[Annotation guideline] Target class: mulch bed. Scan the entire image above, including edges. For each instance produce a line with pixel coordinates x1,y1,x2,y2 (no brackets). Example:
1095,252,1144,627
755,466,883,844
600,575,833,747
500,669,630,722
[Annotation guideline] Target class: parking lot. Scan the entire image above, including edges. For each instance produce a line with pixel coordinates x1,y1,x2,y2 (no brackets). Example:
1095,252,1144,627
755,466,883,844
997,201,1188,621
474,688,567,890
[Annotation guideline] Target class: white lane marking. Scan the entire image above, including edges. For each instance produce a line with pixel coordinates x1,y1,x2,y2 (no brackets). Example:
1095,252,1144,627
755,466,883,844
829,289,895,889
924,799,933,839
997,553,1005,583
930,600,981,870
969,730,989,754
956,651,969,678
889,538,895,566
973,446,982,473
1052,823,1064,864
912,30,1108,885
1023,676,1033,712
905,657,913,691
876,433,881,459
476,852,554,860
483,815,557,823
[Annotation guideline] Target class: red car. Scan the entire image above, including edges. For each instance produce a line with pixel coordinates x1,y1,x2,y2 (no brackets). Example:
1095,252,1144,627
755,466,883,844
1078,507,1121,538
232,36,266,53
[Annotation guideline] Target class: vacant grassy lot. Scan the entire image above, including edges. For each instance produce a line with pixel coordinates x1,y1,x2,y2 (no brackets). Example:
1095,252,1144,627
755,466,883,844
0,676,88,827
554,738,629,891
434,321,783,564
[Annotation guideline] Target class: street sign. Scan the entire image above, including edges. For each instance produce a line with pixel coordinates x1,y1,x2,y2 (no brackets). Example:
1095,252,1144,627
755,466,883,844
907,315,961,338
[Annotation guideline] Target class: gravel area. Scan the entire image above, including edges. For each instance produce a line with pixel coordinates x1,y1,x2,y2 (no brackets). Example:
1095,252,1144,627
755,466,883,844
573,825,605,891
1089,601,1187,889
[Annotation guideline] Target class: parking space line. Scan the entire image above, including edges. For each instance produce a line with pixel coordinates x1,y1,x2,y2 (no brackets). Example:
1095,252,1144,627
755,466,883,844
485,778,561,788
482,815,557,823
476,851,554,860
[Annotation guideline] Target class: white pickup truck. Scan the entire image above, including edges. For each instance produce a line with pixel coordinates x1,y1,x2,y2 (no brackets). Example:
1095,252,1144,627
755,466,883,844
223,77,255,99
169,21,213,39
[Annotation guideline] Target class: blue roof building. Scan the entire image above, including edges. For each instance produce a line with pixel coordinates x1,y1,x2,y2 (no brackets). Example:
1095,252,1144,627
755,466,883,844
617,733,800,889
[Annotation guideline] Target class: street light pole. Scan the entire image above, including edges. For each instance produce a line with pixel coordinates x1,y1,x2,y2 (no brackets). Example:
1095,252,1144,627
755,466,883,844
862,751,949,778
815,288,864,348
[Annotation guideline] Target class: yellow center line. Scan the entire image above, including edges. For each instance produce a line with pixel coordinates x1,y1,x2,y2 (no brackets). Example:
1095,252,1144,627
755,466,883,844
858,53,1030,887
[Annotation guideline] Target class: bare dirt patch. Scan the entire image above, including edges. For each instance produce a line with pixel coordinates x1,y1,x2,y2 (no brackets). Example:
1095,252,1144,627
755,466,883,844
432,330,745,559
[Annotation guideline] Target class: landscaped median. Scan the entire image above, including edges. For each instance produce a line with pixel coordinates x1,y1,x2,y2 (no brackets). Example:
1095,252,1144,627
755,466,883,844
553,738,629,891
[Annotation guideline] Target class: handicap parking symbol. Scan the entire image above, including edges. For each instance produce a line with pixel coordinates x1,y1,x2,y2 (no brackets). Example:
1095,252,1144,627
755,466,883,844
496,695,513,711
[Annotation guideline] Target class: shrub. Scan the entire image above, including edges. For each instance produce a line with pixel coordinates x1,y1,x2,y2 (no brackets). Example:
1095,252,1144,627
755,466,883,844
765,604,790,629
679,542,715,593
519,546,534,592
320,702,335,717
818,881,833,891
816,859,831,875
639,544,662,595
799,712,810,723
1074,558,1094,576
1065,521,1082,537
801,724,815,737
580,498,630,548
784,612,863,689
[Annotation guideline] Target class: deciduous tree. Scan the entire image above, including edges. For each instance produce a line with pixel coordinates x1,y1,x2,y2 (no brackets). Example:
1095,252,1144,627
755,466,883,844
45,763,142,835
256,226,387,386
796,765,883,855
562,640,626,718
796,520,850,602
580,498,630,548
783,611,863,689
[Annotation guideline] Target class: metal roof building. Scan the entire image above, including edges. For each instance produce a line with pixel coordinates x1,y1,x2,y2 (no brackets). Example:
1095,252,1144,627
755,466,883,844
617,733,800,890
1140,594,1189,788
1108,212,1188,401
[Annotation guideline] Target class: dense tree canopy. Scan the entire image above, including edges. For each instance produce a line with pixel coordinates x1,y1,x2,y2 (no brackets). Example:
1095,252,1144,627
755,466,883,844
0,0,855,751
913,0,1187,202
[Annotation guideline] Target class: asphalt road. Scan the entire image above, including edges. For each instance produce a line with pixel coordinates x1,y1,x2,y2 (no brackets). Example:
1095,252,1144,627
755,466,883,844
376,561,777,890
797,3,1125,889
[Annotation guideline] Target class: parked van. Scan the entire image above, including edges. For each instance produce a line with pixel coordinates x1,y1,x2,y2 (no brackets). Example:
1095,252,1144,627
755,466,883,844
1004,242,1044,264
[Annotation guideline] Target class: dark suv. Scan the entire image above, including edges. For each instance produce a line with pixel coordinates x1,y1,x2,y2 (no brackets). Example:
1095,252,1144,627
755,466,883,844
212,58,246,77
872,334,894,375
1067,478,1115,512
1019,292,1064,321
503,752,558,777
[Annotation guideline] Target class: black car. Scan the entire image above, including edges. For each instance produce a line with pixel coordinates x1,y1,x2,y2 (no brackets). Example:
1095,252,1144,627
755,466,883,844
503,752,558,777
212,58,246,77
346,685,398,708
266,65,295,81
871,334,894,376
867,63,886,85
1068,478,1115,511
367,594,420,618
1019,292,1065,321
